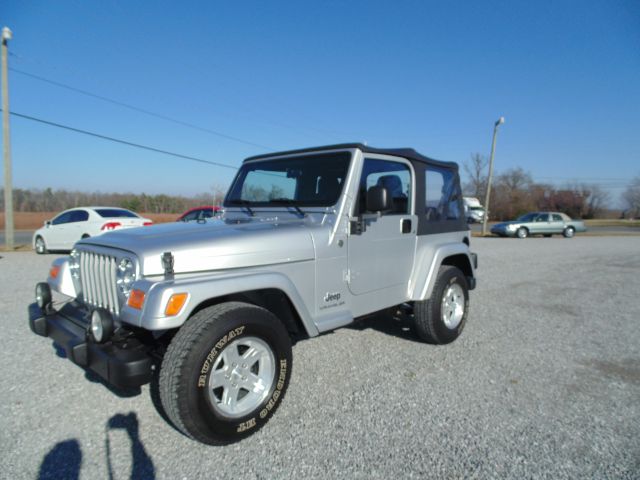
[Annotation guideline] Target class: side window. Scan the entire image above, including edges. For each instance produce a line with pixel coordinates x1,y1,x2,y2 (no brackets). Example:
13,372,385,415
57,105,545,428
182,210,199,221
536,214,549,222
71,210,89,222
52,212,73,225
359,159,411,215
201,209,214,219
552,214,562,222
425,167,461,221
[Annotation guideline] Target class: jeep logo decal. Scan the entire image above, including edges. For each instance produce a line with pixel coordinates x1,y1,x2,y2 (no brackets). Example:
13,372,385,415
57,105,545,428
324,292,341,303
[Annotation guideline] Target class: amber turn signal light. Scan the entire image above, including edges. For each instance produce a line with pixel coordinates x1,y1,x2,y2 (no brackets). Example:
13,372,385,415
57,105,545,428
165,293,188,316
127,289,146,310
49,265,60,279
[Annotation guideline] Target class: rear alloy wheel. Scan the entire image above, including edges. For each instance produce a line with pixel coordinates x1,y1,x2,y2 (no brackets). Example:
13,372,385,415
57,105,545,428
563,227,575,238
516,227,529,239
159,302,292,445
413,266,469,344
35,236,48,254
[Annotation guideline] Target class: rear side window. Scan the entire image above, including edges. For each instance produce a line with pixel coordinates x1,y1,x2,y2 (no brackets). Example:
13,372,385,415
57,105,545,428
95,209,139,218
70,210,89,222
425,167,461,221
552,214,562,221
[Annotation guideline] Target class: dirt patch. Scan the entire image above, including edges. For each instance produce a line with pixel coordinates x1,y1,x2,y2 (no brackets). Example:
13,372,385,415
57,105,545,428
0,212,177,230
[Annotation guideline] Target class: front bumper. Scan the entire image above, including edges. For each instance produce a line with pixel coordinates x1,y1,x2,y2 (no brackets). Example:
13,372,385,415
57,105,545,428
28,302,154,388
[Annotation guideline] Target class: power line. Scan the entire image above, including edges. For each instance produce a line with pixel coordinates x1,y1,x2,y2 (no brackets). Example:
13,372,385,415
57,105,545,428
9,67,274,151
2,108,239,170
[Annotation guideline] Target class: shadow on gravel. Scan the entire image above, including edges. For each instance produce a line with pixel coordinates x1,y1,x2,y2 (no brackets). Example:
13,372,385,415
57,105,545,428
105,412,156,479
38,439,82,480
347,310,424,343
38,413,155,480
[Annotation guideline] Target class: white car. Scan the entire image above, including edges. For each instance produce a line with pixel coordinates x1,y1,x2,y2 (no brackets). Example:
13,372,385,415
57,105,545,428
33,207,153,254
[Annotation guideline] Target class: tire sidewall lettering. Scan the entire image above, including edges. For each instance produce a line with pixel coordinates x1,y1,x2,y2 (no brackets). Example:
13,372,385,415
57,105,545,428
197,325,246,388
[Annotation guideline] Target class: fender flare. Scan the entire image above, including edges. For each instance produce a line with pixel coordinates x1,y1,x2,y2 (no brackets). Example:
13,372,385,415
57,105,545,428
125,270,319,336
410,244,475,302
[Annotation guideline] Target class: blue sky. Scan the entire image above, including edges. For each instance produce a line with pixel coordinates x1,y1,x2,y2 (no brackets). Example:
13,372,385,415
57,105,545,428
2,1,639,204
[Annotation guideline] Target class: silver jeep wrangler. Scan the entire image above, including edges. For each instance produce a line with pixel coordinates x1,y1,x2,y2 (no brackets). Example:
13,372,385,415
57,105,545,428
29,144,477,444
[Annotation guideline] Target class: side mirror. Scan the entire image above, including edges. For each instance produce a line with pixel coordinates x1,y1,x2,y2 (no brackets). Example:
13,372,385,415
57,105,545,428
45,220,51,227
366,186,391,213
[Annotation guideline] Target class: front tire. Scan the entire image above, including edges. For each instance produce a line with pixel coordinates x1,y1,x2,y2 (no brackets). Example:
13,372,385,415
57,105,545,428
413,266,469,344
35,236,48,254
159,302,292,445
563,227,575,238
516,227,529,239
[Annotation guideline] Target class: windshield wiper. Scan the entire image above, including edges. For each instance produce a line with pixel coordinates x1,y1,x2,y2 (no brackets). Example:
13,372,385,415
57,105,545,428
229,199,255,216
268,198,306,217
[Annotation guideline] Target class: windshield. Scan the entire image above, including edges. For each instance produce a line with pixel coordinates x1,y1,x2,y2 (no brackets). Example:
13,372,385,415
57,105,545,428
94,208,139,218
225,152,351,207
516,213,538,222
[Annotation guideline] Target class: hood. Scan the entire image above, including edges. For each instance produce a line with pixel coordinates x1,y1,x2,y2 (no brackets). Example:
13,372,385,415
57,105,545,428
78,217,316,275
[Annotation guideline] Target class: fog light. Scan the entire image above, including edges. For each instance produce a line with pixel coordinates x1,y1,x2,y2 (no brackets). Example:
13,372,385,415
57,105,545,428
90,309,114,343
35,282,52,310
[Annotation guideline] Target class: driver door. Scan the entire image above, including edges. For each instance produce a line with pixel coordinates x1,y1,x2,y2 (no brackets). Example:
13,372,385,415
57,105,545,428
347,157,416,295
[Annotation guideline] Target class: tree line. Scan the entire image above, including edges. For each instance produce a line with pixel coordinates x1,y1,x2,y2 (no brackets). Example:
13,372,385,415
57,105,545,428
2,163,639,220
461,153,636,220
0,187,227,214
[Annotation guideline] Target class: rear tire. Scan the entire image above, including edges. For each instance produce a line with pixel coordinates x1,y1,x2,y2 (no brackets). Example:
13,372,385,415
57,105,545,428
159,302,292,445
413,266,469,344
35,236,48,254
563,227,575,238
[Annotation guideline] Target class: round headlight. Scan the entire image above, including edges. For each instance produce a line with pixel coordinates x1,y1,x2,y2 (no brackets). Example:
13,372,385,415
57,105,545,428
90,309,114,343
116,258,136,297
36,282,52,310
69,249,80,279
507,224,517,231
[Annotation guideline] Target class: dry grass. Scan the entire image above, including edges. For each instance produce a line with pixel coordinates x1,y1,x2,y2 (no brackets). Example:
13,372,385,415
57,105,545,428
0,212,177,230
584,219,640,228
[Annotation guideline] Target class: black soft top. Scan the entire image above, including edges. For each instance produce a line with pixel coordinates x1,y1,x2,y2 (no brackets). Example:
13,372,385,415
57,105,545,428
244,143,458,171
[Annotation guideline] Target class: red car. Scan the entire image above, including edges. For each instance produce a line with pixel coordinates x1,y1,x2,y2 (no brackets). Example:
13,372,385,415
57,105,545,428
177,206,221,222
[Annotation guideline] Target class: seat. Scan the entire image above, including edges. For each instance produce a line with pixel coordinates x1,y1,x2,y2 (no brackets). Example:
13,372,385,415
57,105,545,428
376,175,407,213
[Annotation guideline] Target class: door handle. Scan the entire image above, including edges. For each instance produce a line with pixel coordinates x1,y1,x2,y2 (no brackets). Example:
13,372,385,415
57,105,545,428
401,218,412,234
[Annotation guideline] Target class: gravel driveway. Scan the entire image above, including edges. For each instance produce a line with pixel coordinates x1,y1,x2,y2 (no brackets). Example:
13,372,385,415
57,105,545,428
1,236,638,479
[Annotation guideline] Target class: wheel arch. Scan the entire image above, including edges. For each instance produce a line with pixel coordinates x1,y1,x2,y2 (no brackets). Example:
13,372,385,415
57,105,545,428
188,288,309,341
138,271,319,338
410,244,476,302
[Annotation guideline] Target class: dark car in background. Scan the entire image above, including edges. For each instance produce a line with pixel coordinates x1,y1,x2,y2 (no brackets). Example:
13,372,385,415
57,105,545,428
491,212,587,238
177,206,221,222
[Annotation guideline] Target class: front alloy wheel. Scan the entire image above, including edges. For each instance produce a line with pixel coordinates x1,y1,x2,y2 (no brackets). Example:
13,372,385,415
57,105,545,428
207,336,276,419
516,227,529,239
159,302,292,445
35,236,48,254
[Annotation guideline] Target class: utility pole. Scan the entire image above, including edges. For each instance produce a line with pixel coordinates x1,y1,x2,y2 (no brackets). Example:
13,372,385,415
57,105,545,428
2,26,13,251
481,116,505,236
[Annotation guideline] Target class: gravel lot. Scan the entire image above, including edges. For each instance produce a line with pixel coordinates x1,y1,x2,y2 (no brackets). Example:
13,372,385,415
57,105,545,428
1,237,639,479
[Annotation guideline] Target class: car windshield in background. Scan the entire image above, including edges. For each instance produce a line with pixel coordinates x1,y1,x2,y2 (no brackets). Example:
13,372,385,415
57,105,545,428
516,213,538,222
94,209,139,218
225,152,351,207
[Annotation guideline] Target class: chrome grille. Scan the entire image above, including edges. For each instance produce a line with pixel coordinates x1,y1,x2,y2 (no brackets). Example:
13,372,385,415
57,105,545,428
79,251,120,315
